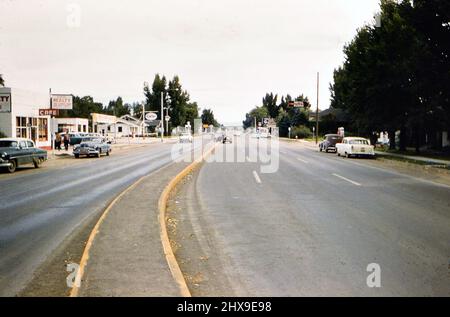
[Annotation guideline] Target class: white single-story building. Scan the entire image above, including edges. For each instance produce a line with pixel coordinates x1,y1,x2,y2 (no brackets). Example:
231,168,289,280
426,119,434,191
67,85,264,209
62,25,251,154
0,87,52,149
96,114,150,137
53,117,89,134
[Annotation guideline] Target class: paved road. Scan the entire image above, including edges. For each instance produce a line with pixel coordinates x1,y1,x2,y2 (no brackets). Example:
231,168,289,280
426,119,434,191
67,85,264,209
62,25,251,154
0,141,184,296
190,136,450,296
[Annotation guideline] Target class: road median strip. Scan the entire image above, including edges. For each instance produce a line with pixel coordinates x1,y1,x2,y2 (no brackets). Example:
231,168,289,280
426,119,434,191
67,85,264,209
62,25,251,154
158,142,217,297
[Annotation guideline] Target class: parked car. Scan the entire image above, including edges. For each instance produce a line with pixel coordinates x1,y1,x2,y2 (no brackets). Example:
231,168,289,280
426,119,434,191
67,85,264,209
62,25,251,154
0,138,47,173
336,137,375,158
73,138,111,158
319,134,343,153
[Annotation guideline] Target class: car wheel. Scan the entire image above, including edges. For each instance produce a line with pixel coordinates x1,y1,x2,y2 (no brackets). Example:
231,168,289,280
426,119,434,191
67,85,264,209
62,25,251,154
106,150,110,156
33,158,41,168
74,154,79,158
345,152,350,158
7,160,17,173
97,150,101,158
320,147,323,152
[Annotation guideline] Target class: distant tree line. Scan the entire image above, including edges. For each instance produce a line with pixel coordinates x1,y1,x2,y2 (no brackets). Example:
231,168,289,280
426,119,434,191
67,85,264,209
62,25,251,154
243,92,313,138
57,73,219,134
330,0,450,152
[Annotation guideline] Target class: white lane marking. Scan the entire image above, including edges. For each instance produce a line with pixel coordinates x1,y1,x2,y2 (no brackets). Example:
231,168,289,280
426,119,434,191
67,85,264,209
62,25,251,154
297,157,308,164
332,173,362,186
253,171,262,184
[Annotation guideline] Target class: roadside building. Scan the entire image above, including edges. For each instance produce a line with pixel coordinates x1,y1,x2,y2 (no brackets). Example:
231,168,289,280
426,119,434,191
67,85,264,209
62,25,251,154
53,117,89,134
94,114,153,137
0,87,51,149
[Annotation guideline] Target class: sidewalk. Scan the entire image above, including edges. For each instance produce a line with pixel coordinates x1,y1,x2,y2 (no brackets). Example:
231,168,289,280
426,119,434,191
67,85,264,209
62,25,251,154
288,138,450,167
77,160,191,296
375,151,450,167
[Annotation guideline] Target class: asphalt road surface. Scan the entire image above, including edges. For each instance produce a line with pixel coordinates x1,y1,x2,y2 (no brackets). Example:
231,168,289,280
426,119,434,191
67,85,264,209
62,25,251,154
188,136,450,296
0,140,194,296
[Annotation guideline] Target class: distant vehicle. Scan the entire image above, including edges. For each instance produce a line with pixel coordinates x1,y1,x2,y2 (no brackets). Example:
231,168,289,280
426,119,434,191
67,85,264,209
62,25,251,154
69,132,90,146
222,135,233,144
319,134,343,153
73,138,111,158
258,128,271,138
0,138,47,173
336,137,375,158
179,132,193,143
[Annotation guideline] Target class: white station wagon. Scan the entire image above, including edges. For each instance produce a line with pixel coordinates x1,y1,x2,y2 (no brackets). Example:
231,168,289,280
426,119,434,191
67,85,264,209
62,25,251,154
336,137,375,158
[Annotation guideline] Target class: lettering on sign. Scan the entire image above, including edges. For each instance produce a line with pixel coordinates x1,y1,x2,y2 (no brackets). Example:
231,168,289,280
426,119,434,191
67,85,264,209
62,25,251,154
0,94,11,112
39,109,59,116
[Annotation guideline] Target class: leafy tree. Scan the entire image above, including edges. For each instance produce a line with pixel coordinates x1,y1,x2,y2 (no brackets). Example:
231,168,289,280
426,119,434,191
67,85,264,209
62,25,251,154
201,109,219,127
105,97,130,117
0,74,4,86
263,93,279,119
330,0,450,152
144,74,167,120
185,102,199,131
168,76,190,128
59,96,104,118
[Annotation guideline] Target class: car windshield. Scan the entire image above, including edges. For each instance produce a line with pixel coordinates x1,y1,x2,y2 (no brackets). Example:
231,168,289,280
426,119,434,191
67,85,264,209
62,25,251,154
0,141,18,148
349,139,369,145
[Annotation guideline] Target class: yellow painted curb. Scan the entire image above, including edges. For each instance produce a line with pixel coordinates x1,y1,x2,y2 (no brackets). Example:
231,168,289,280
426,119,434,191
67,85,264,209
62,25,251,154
69,142,216,297
69,174,149,297
158,142,217,297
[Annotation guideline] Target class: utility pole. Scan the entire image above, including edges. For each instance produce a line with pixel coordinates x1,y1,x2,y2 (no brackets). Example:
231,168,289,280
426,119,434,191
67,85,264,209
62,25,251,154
160,92,164,142
142,102,145,140
315,72,319,144
165,107,169,137
49,88,54,155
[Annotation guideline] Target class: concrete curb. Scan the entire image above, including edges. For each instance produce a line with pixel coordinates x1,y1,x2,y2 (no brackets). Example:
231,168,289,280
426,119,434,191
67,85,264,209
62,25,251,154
69,173,150,297
157,142,217,297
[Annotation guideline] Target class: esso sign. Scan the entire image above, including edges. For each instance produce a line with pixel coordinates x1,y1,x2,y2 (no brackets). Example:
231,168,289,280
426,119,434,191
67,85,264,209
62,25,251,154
145,113,158,121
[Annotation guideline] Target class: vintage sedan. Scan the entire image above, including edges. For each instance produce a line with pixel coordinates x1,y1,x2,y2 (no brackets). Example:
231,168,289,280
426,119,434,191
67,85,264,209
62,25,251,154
319,134,343,153
0,138,48,173
73,138,111,158
336,137,375,158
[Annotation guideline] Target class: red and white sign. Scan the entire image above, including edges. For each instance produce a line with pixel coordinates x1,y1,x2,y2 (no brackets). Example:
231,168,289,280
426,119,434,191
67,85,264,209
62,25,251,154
39,109,59,116
51,94,73,110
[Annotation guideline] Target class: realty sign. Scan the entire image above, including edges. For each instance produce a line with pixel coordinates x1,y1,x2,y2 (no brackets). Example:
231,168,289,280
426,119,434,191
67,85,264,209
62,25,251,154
0,93,11,112
51,94,73,110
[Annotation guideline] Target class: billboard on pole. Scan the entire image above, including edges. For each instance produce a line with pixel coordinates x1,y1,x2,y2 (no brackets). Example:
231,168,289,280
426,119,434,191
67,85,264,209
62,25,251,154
51,94,73,110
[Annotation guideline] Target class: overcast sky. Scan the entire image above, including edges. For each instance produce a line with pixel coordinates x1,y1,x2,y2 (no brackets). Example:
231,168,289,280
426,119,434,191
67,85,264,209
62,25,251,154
0,0,380,124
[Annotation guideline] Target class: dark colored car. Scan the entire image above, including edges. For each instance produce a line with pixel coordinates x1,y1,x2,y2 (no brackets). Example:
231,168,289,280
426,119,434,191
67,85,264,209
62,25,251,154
0,138,48,173
319,134,343,153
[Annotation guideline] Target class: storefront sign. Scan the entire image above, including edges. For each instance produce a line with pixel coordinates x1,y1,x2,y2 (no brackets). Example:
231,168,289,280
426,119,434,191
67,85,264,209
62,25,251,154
0,93,11,112
39,109,59,116
91,113,117,124
51,94,73,110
